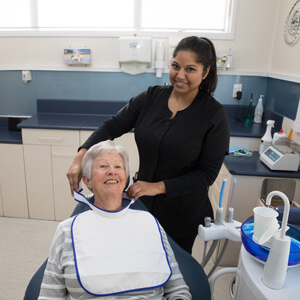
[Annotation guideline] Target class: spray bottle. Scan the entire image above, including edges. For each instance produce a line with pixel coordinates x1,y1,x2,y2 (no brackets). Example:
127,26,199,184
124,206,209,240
259,120,275,155
254,95,264,123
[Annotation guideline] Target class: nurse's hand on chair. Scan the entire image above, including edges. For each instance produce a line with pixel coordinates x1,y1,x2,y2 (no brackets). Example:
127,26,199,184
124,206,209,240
127,180,166,201
67,148,87,197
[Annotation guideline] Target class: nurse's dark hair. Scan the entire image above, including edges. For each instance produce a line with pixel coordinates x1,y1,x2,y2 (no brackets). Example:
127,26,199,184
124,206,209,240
173,36,217,95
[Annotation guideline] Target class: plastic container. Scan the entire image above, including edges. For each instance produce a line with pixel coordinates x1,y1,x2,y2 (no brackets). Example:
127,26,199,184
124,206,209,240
254,95,264,123
259,120,275,155
241,219,300,266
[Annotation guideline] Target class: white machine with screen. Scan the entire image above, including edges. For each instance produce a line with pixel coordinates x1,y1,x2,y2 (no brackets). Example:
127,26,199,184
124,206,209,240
260,138,300,171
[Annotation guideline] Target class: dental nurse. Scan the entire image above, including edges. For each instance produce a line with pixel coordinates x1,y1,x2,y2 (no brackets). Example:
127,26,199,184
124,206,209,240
67,36,230,254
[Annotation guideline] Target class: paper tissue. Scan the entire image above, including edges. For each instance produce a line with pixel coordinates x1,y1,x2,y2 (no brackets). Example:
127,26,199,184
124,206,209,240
119,37,151,75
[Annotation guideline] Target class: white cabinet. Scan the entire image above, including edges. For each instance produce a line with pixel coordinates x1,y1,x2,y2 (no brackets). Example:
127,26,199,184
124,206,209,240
22,129,79,220
23,144,54,220
52,146,78,220
0,144,28,218
209,164,272,267
0,184,2,216
80,131,139,187
209,164,232,216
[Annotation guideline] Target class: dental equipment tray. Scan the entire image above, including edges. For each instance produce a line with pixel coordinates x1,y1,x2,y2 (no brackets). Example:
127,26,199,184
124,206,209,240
260,138,300,171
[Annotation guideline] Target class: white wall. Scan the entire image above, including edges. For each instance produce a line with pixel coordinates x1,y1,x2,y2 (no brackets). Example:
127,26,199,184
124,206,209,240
0,0,299,78
0,37,120,69
269,0,300,78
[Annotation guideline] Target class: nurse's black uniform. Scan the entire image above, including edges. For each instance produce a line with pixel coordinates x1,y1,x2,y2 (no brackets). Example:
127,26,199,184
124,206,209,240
81,85,230,252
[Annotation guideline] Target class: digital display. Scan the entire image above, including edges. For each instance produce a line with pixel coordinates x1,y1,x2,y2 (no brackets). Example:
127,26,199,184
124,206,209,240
264,148,281,162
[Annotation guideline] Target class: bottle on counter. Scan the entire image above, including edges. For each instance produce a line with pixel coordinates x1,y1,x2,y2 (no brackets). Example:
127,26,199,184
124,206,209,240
259,120,275,155
254,95,264,123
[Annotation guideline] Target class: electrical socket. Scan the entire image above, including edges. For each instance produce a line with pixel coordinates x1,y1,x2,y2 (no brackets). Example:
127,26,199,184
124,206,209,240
233,84,242,98
22,70,31,83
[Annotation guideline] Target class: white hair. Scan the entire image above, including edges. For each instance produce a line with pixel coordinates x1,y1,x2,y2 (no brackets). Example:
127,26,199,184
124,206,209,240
82,140,129,180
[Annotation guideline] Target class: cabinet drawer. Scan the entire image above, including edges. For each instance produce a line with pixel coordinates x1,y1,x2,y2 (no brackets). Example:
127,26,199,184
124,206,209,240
22,129,79,146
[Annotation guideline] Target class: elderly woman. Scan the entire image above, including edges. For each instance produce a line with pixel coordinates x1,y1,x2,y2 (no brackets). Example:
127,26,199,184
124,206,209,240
38,140,191,300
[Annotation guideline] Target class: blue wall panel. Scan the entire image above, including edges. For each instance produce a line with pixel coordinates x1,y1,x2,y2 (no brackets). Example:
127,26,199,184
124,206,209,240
0,70,299,118
265,77,300,120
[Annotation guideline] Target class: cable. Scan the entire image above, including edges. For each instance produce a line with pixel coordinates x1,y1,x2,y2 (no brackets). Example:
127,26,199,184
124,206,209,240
207,239,229,278
202,241,208,265
201,240,218,268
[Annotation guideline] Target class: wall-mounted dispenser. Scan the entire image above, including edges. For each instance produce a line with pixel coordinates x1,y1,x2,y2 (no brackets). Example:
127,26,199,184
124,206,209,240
64,49,91,65
119,37,151,75
216,52,233,70
154,39,166,78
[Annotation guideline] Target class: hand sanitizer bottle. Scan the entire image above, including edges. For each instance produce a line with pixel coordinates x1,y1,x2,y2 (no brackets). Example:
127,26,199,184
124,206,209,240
259,120,275,155
254,95,264,123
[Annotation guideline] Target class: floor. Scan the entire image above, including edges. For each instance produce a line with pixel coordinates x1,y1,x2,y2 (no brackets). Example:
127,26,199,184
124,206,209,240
0,217,235,300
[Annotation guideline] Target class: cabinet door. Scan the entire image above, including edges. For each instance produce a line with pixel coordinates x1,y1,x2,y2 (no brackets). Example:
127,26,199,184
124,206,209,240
52,146,78,221
0,144,28,218
22,129,80,220
23,145,55,220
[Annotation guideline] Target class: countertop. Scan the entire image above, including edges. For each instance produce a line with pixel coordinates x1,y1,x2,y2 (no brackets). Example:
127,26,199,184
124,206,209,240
1,99,297,178
0,117,23,144
0,99,283,148
224,151,300,179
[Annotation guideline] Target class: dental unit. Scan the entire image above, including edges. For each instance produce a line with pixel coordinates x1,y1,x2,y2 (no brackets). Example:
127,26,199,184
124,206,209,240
198,179,300,300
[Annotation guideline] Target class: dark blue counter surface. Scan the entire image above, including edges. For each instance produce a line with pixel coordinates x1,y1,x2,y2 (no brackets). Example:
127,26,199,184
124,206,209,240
18,113,113,130
0,117,22,144
224,151,300,178
1,99,284,144
0,128,22,144
1,99,297,179
226,104,283,138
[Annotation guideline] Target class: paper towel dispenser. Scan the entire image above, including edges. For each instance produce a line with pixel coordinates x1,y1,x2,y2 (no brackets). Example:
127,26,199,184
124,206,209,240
119,37,152,75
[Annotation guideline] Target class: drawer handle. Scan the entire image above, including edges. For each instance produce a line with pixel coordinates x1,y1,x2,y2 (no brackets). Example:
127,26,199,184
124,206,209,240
52,153,76,158
37,137,63,143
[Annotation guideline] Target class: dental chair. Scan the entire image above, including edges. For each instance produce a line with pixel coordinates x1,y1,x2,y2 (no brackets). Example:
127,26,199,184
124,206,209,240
24,196,211,300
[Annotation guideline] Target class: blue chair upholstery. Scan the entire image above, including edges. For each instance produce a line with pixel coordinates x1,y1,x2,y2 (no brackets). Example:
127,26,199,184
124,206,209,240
24,197,210,300
275,206,300,228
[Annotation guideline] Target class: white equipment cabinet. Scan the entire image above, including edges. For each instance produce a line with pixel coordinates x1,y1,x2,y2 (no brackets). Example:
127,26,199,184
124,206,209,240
22,129,79,221
21,128,139,221
0,144,28,218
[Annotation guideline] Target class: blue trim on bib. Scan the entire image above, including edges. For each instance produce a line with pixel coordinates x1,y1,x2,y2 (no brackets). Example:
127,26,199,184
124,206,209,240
71,209,172,297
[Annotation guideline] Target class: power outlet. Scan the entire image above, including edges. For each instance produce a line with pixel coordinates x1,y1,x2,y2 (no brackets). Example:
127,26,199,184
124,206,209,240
233,84,242,98
22,70,31,83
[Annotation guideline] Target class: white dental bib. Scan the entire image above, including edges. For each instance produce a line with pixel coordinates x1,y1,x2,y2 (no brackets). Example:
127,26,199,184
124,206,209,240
72,191,172,296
